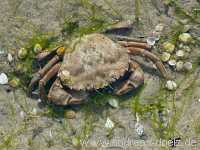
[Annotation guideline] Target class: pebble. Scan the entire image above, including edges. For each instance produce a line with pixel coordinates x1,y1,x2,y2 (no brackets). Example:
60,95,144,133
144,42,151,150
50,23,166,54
9,77,20,88
7,53,13,62
162,42,175,53
179,33,192,43
176,61,184,71
155,23,165,32
176,50,185,58
65,110,76,119
183,46,191,52
165,80,177,91
0,73,8,85
168,59,176,67
105,118,114,129
161,52,171,62
135,122,144,136
183,62,193,71
108,98,119,108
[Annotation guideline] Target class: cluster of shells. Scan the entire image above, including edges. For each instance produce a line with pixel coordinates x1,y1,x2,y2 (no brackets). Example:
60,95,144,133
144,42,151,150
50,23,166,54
161,33,194,72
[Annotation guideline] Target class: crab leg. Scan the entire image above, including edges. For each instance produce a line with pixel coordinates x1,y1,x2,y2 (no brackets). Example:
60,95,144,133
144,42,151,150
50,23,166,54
116,35,146,43
28,55,61,95
118,40,151,50
127,47,171,79
48,79,87,106
114,61,144,95
36,46,62,61
39,63,61,100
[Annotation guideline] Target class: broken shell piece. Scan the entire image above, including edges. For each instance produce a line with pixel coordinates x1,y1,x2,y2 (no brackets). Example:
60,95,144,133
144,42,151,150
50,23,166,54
183,62,193,71
163,42,175,53
105,118,114,129
161,52,171,62
0,73,8,85
165,80,177,91
18,48,28,59
108,98,119,108
176,61,184,71
7,53,13,62
168,59,176,67
34,44,42,53
176,50,185,58
146,37,156,46
135,122,144,136
179,33,192,43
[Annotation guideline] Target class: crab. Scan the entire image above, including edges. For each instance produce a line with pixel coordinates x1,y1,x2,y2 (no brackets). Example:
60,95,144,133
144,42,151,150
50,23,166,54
28,33,170,105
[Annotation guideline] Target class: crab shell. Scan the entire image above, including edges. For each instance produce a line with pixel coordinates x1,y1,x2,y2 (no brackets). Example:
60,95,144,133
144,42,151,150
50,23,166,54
58,33,130,90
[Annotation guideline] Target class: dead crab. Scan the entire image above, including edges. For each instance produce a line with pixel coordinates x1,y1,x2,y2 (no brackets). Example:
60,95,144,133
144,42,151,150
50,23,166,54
28,33,170,105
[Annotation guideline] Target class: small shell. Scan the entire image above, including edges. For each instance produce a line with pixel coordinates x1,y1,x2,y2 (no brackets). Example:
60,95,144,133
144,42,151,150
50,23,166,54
7,53,13,62
135,122,144,136
161,52,171,62
108,98,119,108
65,110,76,119
179,33,192,43
18,48,28,59
0,73,8,85
176,50,185,58
33,44,42,53
162,42,175,53
165,80,177,91
168,59,176,66
183,62,193,71
146,37,156,46
9,77,20,88
32,108,37,115
105,118,114,129
176,61,184,71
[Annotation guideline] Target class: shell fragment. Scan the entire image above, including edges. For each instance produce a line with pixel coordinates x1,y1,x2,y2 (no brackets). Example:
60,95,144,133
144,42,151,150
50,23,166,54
0,73,8,85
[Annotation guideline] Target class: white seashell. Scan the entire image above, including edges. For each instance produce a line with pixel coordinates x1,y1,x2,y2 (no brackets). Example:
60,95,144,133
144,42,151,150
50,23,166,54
135,122,144,136
176,61,184,71
0,73,8,85
32,108,37,115
49,130,53,138
105,118,114,129
108,98,119,108
155,24,165,32
183,62,193,71
165,80,177,91
38,98,42,103
168,59,176,66
179,33,192,43
161,52,171,62
176,50,185,58
20,111,25,118
7,53,13,62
